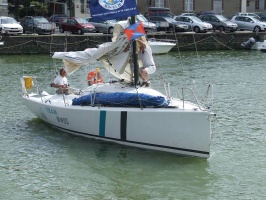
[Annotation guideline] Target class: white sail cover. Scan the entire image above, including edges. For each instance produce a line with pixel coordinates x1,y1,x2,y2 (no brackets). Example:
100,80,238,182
52,34,141,82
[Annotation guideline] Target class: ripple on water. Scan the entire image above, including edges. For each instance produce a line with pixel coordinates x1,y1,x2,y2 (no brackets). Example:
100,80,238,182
1,52,266,199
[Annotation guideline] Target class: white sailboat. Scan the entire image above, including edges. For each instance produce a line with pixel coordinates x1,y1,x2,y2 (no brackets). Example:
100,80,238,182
21,0,216,158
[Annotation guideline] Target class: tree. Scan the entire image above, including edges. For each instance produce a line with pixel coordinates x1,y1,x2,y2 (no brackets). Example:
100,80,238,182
8,0,49,18
30,1,49,16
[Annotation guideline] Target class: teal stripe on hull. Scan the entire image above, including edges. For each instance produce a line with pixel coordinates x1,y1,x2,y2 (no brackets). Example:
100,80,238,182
99,111,106,137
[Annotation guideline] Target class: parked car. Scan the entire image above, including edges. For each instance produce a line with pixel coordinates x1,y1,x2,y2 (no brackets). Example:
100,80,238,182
86,17,116,34
0,16,23,35
136,14,156,33
233,12,259,17
59,17,95,34
144,7,174,18
197,11,217,16
198,14,238,32
21,16,54,35
49,14,69,26
114,14,156,33
231,15,266,32
179,13,197,17
254,12,266,22
174,15,212,33
148,16,189,32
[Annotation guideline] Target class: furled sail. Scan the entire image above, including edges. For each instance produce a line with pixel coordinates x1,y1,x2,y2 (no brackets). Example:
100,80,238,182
52,34,140,82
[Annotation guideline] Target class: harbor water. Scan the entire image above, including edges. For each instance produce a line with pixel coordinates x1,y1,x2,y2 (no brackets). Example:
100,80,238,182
0,50,266,199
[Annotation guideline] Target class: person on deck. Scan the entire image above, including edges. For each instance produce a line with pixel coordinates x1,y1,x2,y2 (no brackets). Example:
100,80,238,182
137,40,156,87
51,68,70,95
87,68,103,86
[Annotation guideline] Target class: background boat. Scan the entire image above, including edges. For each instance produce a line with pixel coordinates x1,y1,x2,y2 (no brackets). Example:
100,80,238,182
148,38,176,54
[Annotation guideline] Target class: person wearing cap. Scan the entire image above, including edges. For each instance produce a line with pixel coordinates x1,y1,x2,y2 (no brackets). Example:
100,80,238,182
137,40,156,87
51,68,71,95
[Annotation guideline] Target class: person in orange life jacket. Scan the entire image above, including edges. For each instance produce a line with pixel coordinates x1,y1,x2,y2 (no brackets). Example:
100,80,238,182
137,40,156,87
51,68,71,95
87,68,103,86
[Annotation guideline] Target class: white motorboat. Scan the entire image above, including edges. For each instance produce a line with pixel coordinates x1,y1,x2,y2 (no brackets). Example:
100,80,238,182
21,1,215,158
0,36,3,45
148,39,176,54
260,43,266,52
241,36,266,51
251,40,266,50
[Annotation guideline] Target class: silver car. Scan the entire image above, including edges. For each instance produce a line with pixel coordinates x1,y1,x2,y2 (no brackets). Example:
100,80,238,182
199,14,238,32
86,17,117,34
0,16,23,35
231,16,266,32
148,16,189,32
174,16,213,33
136,14,156,33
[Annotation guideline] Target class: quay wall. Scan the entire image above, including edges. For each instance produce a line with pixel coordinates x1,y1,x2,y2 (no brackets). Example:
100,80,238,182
0,32,265,54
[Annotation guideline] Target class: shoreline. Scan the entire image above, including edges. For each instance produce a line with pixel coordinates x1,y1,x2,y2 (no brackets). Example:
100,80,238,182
0,31,265,54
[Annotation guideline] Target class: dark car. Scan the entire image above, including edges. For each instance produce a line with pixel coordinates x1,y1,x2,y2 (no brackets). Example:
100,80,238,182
21,16,54,35
49,14,69,26
59,17,95,34
136,14,157,33
254,12,266,22
148,16,189,32
86,17,116,34
198,14,238,32
144,7,174,18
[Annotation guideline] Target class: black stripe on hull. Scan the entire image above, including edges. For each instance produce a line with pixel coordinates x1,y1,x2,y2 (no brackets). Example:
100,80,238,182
120,111,127,141
47,123,209,156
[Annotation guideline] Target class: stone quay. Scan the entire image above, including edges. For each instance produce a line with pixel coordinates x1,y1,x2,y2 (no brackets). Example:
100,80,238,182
0,31,265,54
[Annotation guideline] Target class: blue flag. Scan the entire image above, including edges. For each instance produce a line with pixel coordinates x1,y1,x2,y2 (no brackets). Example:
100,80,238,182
89,0,139,22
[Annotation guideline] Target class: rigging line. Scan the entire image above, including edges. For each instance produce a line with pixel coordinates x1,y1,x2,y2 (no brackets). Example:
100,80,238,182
64,34,68,52
178,36,214,48
211,36,234,50
36,38,91,46
0,40,35,50
49,36,54,82
193,33,200,61
49,35,53,54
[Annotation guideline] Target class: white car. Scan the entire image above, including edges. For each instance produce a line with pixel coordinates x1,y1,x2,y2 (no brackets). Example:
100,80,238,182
179,13,197,17
233,12,259,18
231,15,266,32
174,15,213,33
0,16,23,35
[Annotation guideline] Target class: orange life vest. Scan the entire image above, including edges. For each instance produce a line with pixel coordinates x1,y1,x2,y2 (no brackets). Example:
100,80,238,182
87,70,103,85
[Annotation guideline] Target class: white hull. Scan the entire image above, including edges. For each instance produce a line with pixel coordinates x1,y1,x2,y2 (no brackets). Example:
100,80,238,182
251,40,266,50
22,83,214,158
149,41,176,54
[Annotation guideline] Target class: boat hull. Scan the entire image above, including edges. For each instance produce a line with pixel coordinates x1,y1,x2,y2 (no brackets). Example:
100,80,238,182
23,95,212,158
251,40,266,50
149,41,176,54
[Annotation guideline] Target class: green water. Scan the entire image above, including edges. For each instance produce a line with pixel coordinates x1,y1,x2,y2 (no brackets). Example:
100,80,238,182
0,51,266,199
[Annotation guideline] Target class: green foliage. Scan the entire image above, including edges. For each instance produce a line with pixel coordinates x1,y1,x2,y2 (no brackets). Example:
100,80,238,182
22,0,31,8
13,0,49,18
31,1,49,16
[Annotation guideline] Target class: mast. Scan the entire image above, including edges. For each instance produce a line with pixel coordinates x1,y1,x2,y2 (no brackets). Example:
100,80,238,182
131,16,139,87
